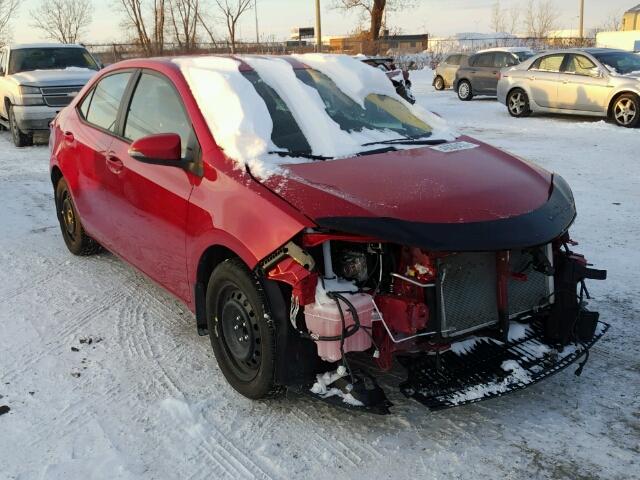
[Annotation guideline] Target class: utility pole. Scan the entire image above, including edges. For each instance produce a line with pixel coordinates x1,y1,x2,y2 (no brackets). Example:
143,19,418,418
315,0,322,52
255,0,260,46
579,0,585,39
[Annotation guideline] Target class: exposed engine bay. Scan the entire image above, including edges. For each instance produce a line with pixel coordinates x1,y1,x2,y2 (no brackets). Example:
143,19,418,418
261,231,607,413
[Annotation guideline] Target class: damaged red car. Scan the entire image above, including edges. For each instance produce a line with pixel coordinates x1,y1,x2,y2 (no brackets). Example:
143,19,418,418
49,54,607,413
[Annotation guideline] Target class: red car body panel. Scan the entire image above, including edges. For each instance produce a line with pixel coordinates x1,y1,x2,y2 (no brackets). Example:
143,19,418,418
262,136,552,223
50,57,554,312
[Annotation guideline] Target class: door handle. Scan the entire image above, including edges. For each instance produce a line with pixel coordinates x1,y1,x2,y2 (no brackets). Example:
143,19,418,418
106,154,124,174
528,76,536,81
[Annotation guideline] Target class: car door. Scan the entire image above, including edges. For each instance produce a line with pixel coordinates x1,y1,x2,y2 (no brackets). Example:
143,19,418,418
527,54,565,108
473,53,497,93
106,70,198,301
557,54,612,112
443,55,458,85
62,71,134,248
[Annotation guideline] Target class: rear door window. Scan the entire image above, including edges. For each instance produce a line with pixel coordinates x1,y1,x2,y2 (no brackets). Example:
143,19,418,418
494,53,517,68
82,72,132,133
123,72,194,158
446,55,459,65
530,54,565,72
476,53,495,67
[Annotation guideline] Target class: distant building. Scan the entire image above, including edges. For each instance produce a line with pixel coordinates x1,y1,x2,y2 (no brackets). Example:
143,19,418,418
329,34,428,54
622,4,640,31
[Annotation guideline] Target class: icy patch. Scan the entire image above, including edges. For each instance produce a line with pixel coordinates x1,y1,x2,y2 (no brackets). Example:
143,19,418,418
450,336,493,355
508,322,531,342
310,368,364,407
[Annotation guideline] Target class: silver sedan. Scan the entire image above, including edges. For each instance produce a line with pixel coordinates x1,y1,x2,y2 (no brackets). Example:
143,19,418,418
497,48,640,128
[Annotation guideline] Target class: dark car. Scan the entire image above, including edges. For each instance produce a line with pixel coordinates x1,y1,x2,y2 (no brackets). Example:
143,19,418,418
49,54,606,413
455,48,534,101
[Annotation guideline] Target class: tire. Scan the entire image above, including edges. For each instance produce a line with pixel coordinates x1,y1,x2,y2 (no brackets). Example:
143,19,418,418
611,93,639,128
206,258,282,399
54,178,103,256
8,104,33,148
507,89,532,118
457,80,473,101
434,76,445,91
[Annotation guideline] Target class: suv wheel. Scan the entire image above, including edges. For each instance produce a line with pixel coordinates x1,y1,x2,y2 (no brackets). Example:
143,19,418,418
8,104,33,148
507,89,532,118
612,94,639,128
434,76,445,91
206,258,282,399
457,80,473,101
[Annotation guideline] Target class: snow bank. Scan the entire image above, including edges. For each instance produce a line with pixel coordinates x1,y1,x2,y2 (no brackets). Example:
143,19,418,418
176,54,457,179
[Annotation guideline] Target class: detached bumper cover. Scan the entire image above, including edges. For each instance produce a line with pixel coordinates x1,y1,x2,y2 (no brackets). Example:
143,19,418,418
398,321,609,410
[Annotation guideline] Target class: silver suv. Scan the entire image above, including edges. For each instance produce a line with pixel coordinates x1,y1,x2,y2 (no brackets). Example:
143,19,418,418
0,43,100,146
498,48,640,128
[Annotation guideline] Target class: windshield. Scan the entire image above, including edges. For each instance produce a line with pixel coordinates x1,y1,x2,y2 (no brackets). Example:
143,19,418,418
515,51,535,62
294,68,432,138
8,48,98,75
593,51,640,75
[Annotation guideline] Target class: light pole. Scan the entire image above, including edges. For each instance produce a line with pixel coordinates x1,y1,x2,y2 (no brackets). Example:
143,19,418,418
315,0,322,53
255,0,260,46
579,0,585,39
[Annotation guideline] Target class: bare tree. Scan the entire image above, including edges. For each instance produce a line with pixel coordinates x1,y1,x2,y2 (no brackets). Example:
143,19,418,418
30,0,92,44
523,0,559,37
0,0,18,47
333,0,415,41
490,1,506,33
169,0,199,51
594,10,622,33
118,0,166,56
215,0,252,53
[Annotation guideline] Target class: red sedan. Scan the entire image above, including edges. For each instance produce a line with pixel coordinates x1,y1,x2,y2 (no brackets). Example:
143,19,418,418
50,54,606,412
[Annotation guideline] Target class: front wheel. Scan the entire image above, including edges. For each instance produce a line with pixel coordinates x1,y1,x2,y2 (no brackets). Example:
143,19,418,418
611,94,639,128
457,80,473,101
206,258,281,399
507,89,532,118
8,104,33,148
434,76,445,91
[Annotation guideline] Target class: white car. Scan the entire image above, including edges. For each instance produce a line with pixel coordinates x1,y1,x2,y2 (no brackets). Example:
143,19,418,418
0,43,100,146
497,48,640,128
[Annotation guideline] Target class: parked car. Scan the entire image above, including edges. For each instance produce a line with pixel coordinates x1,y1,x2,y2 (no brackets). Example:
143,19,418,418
360,56,415,103
455,48,535,101
0,43,100,147
433,53,469,90
498,48,640,128
50,54,606,413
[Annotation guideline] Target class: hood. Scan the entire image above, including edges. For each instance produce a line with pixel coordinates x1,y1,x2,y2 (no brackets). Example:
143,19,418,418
261,136,575,251
11,68,97,87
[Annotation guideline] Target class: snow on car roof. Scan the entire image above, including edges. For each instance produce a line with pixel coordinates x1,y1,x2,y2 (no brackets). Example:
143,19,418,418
174,54,456,179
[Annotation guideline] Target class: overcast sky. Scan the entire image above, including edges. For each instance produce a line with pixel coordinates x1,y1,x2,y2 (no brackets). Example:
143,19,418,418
12,0,637,44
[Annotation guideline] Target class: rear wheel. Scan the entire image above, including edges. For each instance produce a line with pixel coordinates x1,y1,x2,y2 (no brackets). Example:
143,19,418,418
457,80,473,101
55,178,102,256
8,104,33,148
206,258,281,399
434,76,445,91
611,94,639,128
507,89,532,118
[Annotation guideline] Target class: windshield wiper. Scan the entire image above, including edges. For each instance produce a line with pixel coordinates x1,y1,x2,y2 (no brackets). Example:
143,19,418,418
269,150,333,161
362,137,448,146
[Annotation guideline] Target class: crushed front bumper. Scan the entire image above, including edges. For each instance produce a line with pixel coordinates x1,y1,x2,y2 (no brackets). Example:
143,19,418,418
398,320,609,410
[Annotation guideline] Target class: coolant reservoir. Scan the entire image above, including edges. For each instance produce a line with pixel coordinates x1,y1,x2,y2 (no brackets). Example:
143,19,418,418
305,292,373,362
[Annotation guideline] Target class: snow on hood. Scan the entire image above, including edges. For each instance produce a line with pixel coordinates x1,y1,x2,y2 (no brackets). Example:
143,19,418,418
175,54,457,179
11,68,97,86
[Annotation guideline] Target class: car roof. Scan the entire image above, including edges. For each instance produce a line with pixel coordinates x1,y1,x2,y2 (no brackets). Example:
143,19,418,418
477,47,534,53
8,43,86,50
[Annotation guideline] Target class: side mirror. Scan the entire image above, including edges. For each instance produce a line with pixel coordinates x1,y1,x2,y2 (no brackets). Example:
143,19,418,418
128,133,182,166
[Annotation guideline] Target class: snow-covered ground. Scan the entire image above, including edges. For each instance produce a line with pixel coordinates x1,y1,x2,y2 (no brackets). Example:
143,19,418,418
1,71,639,480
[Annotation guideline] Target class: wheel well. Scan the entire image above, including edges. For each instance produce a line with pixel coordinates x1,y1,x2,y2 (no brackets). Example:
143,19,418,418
608,91,639,117
507,86,526,98
194,245,242,335
51,166,63,189
3,97,10,119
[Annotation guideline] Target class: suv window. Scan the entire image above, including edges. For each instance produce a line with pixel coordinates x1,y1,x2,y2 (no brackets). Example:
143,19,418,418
564,54,597,76
445,55,459,65
81,72,132,133
123,73,193,158
530,54,565,72
494,52,518,68
474,53,495,67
